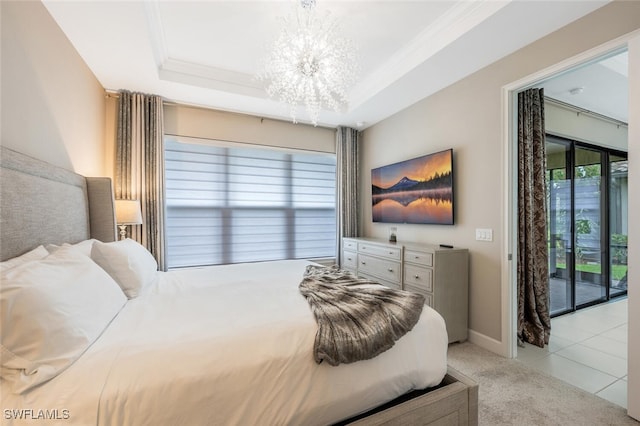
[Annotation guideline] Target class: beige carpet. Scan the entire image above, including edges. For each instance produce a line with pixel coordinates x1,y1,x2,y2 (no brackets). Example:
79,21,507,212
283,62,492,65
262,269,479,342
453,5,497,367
447,342,638,426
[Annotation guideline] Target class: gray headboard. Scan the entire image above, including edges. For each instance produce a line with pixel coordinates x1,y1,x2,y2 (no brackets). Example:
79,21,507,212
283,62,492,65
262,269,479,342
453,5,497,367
0,146,117,261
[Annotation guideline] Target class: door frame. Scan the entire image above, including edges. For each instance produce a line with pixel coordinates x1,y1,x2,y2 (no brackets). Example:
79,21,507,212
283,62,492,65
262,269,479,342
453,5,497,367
500,30,640,359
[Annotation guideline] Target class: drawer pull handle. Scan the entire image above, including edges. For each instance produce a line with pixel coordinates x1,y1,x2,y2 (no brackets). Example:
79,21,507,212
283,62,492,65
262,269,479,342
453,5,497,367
347,257,352,261
415,256,420,259
361,261,366,265
414,274,420,279
389,252,394,255
388,268,394,272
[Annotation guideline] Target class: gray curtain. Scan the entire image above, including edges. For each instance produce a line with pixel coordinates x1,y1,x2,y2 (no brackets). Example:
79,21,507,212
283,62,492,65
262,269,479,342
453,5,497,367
336,127,359,264
115,90,167,271
517,88,551,348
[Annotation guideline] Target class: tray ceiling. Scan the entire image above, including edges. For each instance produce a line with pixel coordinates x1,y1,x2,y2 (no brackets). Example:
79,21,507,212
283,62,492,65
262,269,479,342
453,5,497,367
43,0,613,128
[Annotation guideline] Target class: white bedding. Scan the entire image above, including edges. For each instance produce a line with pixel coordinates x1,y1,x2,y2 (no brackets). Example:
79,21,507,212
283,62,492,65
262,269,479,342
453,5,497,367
1,260,448,426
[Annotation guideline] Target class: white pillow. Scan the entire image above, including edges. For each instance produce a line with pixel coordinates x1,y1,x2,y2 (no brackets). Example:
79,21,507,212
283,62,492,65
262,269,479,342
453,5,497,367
45,239,97,257
0,247,127,394
0,245,49,272
71,239,97,256
91,239,158,299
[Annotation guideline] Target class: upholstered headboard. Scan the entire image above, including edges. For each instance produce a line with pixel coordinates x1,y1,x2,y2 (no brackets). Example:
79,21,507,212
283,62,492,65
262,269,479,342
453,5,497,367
0,146,117,261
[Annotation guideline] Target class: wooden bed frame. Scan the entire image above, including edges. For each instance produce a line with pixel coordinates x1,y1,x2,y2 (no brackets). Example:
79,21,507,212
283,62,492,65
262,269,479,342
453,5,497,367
0,146,479,425
340,367,478,426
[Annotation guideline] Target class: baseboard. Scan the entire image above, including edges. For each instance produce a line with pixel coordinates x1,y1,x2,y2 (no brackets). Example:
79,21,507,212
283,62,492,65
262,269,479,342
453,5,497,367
467,329,508,357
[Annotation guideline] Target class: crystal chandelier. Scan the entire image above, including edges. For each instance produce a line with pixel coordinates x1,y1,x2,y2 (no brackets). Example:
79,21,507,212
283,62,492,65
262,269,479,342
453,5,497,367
258,0,358,126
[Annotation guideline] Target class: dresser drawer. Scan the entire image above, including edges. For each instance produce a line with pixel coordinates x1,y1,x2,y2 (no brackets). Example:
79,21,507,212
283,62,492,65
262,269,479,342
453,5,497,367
404,249,433,267
358,254,401,283
358,242,401,260
343,239,358,251
359,272,401,290
342,251,357,270
404,282,433,307
404,264,433,292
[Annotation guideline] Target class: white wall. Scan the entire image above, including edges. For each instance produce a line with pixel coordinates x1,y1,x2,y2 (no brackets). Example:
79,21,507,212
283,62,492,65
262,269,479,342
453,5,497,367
626,33,639,422
0,1,106,176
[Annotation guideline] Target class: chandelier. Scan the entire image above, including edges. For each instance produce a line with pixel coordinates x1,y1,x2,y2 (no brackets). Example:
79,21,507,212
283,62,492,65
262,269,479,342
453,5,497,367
258,0,358,126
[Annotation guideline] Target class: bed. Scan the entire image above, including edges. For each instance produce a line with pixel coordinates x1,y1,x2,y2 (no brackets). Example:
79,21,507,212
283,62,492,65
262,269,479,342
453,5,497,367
0,146,478,425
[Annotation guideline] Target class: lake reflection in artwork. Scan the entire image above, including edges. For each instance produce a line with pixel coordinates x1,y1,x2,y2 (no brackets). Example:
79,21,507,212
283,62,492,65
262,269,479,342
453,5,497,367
371,149,454,224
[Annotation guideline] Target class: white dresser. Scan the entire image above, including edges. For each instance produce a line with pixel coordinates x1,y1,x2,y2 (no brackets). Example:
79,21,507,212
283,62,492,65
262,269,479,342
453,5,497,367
342,237,469,343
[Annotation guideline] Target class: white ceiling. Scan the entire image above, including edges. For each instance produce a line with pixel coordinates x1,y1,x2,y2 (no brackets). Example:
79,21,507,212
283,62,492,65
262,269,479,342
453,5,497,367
43,0,615,129
539,50,628,123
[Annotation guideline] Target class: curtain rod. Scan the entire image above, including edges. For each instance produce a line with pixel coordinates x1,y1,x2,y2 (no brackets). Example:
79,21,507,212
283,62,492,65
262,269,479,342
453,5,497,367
544,96,628,128
164,134,335,155
105,91,177,106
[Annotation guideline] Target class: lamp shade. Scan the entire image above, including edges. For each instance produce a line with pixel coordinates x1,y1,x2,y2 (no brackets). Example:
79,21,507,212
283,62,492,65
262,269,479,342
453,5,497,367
115,200,143,225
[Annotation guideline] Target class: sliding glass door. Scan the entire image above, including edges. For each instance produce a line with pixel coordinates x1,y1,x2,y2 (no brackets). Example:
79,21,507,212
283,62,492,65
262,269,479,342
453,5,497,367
546,135,628,317
610,154,628,297
547,138,572,315
574,146,606,307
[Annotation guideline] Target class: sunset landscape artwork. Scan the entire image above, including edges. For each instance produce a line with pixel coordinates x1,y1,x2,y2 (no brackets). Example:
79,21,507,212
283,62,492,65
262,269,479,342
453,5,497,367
371,149,454,225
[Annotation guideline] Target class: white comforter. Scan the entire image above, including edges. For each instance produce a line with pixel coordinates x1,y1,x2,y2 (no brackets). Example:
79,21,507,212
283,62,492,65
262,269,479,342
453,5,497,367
2,260,448,426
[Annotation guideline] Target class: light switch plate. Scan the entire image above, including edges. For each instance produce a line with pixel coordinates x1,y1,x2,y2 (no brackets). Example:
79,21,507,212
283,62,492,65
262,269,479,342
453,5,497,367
475,228,493,242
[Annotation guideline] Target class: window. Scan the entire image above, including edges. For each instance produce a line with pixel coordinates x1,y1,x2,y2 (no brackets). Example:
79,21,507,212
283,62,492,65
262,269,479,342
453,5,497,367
164,137,336,268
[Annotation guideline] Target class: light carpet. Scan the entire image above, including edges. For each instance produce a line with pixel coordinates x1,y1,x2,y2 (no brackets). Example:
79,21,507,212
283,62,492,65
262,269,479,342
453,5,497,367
447,342,638,426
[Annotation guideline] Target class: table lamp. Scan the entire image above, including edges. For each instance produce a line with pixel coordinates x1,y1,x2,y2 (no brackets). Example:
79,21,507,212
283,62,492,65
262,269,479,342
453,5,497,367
115,199,143,240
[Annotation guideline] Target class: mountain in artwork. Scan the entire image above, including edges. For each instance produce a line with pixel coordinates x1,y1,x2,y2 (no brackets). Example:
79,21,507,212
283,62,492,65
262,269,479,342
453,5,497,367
372,172,452,195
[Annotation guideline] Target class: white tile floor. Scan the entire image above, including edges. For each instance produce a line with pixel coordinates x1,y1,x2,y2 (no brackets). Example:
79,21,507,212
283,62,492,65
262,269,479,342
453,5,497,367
517,297,628,408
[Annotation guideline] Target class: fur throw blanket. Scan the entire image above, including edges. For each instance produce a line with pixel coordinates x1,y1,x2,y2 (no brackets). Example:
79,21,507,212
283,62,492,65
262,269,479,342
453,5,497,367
299,264,425,366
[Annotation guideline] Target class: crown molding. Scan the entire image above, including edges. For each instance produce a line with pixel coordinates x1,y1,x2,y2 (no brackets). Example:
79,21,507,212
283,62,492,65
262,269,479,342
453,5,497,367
158,58,267,97
144,0,267,97
144,0,169,67
348,0,511,111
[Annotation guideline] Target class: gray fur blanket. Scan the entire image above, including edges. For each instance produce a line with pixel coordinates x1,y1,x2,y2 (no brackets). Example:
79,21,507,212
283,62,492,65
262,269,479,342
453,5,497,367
299,264,425,366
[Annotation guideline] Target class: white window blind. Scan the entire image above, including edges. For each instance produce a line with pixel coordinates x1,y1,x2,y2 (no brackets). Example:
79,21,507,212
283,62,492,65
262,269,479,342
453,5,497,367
165,137,336,268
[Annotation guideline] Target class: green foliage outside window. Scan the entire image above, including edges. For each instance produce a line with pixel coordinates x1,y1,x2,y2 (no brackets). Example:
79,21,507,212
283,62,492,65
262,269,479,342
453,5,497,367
575,219,591,235
611,234,628,265
554,262,627,281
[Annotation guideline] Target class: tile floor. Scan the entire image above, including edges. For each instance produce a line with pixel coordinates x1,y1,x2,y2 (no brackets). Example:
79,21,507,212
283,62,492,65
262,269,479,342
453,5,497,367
517,297,628,408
